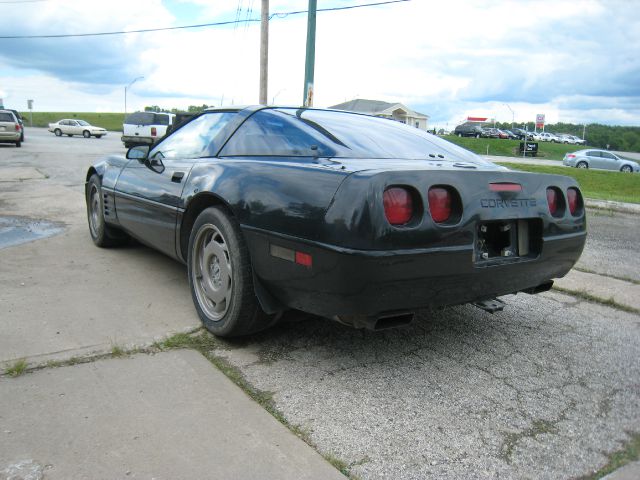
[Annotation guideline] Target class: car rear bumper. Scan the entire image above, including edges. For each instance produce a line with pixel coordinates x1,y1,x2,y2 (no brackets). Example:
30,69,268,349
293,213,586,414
243,226,587,319
0,132,20,142
121,135,154,145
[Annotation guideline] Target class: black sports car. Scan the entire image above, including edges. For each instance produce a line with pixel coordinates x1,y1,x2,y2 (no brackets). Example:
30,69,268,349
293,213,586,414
85,106,586,337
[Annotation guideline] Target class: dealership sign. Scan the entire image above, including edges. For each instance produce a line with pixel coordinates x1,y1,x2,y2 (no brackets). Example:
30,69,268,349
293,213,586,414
467,116,488,122
536,114,545,129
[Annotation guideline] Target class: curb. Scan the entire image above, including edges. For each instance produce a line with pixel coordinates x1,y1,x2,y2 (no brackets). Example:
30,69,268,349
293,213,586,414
585,199,640,215
602,460,640,480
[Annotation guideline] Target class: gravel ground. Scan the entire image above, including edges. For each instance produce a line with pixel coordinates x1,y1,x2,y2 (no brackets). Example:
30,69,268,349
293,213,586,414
217,292,640,479
3,128,639,479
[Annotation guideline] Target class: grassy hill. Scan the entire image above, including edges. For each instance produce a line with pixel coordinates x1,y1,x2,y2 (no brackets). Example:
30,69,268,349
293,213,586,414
499,162,640,203
21,112,125,131
442,135,579,161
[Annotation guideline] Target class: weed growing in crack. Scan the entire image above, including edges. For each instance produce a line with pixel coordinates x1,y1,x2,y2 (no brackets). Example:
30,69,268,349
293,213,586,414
4,358,28,377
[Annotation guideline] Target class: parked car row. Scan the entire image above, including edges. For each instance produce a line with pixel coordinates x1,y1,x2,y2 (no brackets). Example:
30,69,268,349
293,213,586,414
453,123,587,145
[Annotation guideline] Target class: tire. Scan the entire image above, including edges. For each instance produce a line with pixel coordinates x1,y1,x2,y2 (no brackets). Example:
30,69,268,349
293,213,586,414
576,161,588,169
188,206,272,337
621,165,633,173
86,174,128,247
67,134,73,137
95,135,103,139
475,133,480,138
20,132,24,142
54,128,62,136
83,130,91,138
15,141,21,148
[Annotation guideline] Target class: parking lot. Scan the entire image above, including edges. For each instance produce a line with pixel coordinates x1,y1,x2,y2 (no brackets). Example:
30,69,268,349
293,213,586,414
1,128,639,479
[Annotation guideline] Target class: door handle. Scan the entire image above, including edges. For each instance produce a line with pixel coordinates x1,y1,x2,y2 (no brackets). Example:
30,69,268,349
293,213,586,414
171,171,185,183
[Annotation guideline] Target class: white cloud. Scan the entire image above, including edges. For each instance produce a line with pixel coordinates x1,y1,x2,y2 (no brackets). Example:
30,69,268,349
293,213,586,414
0,0,639,126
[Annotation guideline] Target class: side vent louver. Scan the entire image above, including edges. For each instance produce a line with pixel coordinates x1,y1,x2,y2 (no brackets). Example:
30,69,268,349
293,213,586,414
103,193,111,217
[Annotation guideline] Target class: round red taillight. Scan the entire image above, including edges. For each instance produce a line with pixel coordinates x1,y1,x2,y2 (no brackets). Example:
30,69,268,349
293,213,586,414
383,187,413,225
428,187,452,223
546,188,558,215
567,187,579,215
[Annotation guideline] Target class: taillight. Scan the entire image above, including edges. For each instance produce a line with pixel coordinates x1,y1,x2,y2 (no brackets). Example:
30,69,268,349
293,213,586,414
383,187,413,225
151,127,157,136
428,187,452,223
546,188,558,216
567,187,580,215
566,154,576,159
15,124,21,131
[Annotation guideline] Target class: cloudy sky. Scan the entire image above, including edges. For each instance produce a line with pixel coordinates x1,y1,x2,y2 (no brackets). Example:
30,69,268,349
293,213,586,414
0,0,638,128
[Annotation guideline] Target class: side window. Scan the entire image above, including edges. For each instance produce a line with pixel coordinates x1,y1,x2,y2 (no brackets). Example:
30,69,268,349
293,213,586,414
220,110,335,157
600,152,615,160
587,151,600,157
149,112,235,160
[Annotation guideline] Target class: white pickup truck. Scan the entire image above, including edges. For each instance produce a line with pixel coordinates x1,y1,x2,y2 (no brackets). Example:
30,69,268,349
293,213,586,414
121,111,175,148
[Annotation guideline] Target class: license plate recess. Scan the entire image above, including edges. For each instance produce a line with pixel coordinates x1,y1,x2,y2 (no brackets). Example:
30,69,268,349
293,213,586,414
475,219,542,263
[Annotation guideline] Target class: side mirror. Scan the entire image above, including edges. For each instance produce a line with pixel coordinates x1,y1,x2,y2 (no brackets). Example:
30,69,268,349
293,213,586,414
126,145,149,161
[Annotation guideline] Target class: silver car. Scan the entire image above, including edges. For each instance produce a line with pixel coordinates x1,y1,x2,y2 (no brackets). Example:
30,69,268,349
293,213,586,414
0,109,22,147
563,149,639,173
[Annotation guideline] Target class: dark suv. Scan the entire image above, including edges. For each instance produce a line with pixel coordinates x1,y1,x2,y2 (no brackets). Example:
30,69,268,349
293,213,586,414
453,123,483,138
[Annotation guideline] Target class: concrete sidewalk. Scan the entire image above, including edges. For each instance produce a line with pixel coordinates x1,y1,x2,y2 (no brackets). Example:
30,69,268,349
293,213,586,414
0,350,345,480
555,269,640,312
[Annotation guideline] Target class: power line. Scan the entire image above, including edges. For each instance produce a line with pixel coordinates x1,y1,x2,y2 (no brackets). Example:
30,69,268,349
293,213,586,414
0,0,411,39
0,0,50,3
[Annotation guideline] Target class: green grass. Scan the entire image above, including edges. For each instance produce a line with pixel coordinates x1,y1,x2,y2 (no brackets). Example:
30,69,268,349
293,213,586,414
5,358,28,377
443,135,581,161
499,162,640,204
20,112,125,131
581,433,640,479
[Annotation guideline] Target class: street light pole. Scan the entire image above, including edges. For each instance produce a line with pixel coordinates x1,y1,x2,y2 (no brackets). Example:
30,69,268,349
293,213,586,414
504,103,514,129
303,0,317,107
259,0,269,105
124,76,144,116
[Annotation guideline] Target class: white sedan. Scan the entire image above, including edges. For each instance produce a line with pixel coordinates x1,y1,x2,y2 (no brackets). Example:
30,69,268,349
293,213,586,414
48,119,107,138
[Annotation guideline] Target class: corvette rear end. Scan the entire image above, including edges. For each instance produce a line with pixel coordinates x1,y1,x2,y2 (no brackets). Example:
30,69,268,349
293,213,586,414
246,163,586,329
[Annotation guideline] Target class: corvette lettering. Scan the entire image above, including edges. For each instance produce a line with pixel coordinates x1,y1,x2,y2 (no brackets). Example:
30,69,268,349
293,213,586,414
480,198,537,208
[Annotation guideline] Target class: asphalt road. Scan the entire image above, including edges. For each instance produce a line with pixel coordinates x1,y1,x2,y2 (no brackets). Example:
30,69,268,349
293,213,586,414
1,128,639,479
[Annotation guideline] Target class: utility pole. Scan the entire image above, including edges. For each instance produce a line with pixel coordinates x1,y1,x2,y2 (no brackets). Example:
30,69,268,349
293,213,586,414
303,0,317,107
259,0,269,105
